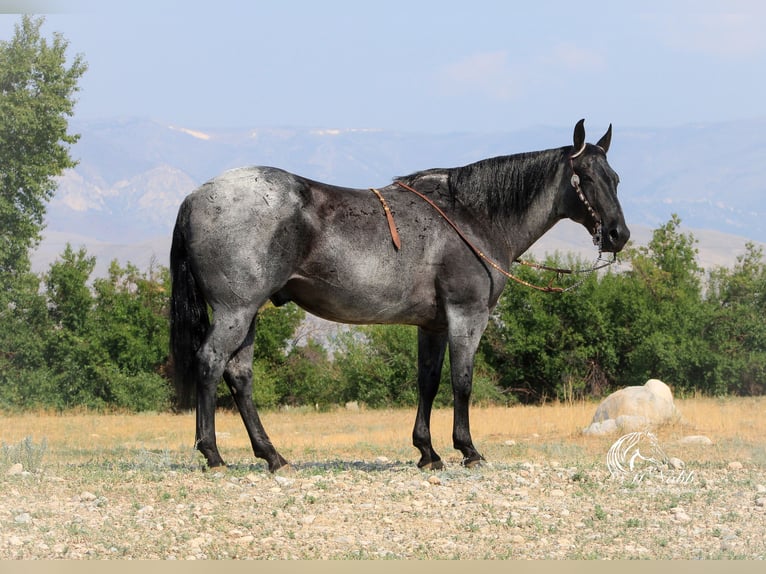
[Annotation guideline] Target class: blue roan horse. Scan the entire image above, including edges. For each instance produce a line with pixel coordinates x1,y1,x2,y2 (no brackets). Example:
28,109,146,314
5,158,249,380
170,120,629,472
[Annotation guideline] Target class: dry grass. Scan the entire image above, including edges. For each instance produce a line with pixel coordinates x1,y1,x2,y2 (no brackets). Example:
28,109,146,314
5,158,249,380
1,396,764,468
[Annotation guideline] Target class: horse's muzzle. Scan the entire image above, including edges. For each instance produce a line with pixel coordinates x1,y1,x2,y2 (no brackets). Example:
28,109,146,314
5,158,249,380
600,222,630,253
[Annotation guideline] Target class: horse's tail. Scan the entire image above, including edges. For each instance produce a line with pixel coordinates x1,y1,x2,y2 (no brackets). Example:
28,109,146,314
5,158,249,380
169,200,209,410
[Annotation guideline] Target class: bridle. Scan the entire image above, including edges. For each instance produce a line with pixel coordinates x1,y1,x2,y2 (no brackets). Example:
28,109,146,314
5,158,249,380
378,144,616,293
569,142,603,250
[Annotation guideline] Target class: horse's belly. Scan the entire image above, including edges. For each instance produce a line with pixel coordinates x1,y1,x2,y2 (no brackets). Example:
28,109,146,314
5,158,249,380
282,274,439,327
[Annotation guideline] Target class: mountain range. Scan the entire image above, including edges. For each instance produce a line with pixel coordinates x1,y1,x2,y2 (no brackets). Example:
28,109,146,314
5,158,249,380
31,117,766,277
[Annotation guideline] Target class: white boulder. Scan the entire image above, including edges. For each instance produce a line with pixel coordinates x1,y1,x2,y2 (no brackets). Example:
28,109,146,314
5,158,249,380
583,379,680,436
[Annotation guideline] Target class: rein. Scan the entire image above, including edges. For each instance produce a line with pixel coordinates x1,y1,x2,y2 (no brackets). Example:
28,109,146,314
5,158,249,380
393,168,614,293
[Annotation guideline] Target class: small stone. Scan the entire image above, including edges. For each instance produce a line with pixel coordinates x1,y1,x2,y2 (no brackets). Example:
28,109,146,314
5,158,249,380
374,456,390,464
755,498,766,507
668,457,685,470
728,461,743,470
504,440,517,446
550,489,565,497
756,484,766,493
14,512,31,524
345,401,359,411
6,463,24,476
301,514,317,525
274,475,295,487
79,491,97,502
509,534,525,544
671,507,691,522
427,475,441,486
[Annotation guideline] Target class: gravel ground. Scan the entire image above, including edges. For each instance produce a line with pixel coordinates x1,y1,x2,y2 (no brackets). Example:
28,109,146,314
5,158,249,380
1,453,765,559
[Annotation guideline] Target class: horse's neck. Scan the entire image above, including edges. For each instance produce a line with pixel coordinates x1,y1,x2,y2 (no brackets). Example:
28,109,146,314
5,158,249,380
494,152,565,260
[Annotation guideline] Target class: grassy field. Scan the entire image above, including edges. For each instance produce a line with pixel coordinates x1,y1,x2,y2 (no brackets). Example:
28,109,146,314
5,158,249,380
1,397,765,559
2,396,765,469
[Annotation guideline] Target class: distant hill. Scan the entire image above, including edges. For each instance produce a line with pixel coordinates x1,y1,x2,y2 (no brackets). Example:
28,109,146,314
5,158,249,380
31,117,766,275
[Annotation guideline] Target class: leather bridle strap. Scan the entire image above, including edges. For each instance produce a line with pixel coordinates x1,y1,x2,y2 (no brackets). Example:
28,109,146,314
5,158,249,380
369,187,402,250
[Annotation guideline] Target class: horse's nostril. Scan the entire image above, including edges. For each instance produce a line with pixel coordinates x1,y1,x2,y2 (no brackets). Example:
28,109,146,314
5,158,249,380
609,229,620,241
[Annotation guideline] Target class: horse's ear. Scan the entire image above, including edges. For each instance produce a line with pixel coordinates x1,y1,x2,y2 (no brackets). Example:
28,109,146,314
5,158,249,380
597,124,612,154
573,119,585,153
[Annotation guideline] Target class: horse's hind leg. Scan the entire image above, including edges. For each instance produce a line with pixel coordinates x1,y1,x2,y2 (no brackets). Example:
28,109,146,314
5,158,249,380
412,328,448,470
194,307,258,469
223,316,289,473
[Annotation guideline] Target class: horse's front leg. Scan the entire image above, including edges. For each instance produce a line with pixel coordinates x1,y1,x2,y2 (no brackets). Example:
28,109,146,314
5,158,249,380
447,308,488,467
412,328,448,470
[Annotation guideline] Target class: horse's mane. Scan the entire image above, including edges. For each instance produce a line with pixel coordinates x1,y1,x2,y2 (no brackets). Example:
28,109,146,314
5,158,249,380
396,147,566,218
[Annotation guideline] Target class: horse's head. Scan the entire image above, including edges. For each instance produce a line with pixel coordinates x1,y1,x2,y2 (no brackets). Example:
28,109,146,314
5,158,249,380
562,119,630,253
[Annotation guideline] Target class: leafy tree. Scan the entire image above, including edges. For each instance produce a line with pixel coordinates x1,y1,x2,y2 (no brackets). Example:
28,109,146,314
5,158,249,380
91,258,170,376
482,253,618,402
280,339,340,407
706,243,766,395
618,215,712,393
0,16,87,410
0,15,87,277
46,243,95,333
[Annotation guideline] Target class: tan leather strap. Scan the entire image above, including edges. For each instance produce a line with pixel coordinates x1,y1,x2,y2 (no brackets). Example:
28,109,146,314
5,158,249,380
369,187,401,250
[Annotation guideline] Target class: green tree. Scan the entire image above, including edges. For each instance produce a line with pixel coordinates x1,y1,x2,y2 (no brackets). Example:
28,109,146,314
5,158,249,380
481,253,618,402
46,243,95,333
619,215,712,393
0,16,87,410
706,243,766,395
0,15,87,276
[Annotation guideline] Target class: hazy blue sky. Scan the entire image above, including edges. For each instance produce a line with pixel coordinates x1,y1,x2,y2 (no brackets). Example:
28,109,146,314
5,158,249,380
2,0,766,132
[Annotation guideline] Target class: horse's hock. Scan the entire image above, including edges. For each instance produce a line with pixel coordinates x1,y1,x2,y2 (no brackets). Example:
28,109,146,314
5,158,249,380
583,379,681,436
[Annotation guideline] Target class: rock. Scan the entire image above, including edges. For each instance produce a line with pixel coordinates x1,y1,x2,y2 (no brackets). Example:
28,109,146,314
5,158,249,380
594,379,679,423
274,475,295,487
14,512,32,524
671,507,691,522
79,491,97,502
756,484,766,494
755,498,766,507
427,475,441,486
728,461,743,470
6,463,24,476
615,415,650,432
584,379,680,435
668,457,685,470
345,401,359,411
582,418,618,436
678,435,713,446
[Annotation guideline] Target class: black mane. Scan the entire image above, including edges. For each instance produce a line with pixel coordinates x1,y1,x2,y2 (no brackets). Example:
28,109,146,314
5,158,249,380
396,147,567,218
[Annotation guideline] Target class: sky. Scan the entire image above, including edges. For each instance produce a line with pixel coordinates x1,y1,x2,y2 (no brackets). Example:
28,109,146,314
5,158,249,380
1,0,766,133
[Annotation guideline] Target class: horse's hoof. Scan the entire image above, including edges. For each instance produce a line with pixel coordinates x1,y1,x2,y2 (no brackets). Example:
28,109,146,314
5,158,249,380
418,459,444,471
273,463,296,475
462,457,485,469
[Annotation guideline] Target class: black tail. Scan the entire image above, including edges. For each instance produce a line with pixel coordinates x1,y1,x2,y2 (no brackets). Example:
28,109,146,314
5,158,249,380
169,201,210,409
